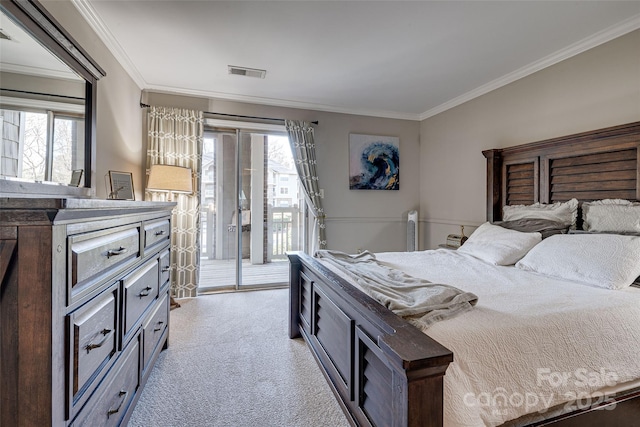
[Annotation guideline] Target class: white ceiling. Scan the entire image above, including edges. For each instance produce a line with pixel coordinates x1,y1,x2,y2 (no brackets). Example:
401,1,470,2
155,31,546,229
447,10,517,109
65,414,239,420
73,0,640,121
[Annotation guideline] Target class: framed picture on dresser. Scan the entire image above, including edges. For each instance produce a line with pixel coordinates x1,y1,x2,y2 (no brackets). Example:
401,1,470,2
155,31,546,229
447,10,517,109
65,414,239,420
108,170,135,200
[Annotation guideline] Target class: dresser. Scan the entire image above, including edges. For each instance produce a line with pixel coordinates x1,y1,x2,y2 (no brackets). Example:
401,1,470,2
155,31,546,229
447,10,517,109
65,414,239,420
0,198,175,426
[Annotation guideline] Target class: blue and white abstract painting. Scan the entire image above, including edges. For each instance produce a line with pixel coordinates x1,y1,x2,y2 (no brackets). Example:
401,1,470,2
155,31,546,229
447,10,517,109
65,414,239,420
349,134,399,190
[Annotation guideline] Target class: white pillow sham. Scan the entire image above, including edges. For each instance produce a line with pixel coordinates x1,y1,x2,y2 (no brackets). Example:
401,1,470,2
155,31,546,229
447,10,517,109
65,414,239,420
503,198,578,227
515,234,640,290
582,199,640,233
457,222,542,266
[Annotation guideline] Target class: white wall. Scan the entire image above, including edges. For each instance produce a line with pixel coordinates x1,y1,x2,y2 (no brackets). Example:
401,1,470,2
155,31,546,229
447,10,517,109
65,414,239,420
419,29,640,249
144,92,420,252
41,1,145,200
42,0,639,253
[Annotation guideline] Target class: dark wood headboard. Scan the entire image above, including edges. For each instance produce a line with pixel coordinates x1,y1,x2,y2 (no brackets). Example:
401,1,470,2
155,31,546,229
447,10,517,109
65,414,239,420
483,121,640,222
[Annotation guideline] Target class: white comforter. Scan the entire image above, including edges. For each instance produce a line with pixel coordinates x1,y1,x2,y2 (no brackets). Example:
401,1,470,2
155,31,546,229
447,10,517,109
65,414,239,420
325,249,640,426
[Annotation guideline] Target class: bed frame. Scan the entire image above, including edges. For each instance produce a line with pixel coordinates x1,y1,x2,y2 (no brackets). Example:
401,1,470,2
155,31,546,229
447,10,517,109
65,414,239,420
288,121,640,427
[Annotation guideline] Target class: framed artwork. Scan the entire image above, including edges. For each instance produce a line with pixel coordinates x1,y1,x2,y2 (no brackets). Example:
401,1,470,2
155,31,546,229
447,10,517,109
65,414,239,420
69,169,83,187
108,170,135,200
349,133,399,190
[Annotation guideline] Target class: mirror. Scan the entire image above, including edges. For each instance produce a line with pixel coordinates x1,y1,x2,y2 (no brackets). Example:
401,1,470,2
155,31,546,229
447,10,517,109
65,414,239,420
0,0,104,198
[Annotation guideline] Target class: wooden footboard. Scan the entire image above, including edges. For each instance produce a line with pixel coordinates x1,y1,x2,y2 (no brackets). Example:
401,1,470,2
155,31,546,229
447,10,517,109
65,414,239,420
288,122,640,427
288,252,453,427
288,251,640,427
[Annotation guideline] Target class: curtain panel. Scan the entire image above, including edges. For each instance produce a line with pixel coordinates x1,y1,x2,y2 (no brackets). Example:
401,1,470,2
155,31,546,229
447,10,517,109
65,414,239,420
146,106,203,298
285,120,326,252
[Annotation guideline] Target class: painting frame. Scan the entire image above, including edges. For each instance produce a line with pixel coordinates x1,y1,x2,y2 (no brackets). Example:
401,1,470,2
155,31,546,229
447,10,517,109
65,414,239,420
349,133,400,190
69,169,83,187
108,170,135,200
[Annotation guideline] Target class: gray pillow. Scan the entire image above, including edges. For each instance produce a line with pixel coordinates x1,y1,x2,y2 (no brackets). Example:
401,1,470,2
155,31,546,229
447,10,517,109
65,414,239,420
493,219,569,239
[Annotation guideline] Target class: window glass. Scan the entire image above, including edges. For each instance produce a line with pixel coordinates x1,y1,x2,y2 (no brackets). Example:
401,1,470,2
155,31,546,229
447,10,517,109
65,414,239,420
0,108,84,185
21,112,47,181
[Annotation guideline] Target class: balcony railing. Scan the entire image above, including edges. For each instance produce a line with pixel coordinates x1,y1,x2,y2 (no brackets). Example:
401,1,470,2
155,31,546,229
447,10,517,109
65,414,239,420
200,205,302,260
270,206,300,260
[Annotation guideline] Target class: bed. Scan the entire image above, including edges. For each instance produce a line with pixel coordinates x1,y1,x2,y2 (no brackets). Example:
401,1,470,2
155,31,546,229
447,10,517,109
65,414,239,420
287,121,640,427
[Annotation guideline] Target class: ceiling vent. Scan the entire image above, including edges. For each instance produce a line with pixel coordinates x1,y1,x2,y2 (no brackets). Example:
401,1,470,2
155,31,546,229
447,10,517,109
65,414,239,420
0,29,12,41
228,65,266,79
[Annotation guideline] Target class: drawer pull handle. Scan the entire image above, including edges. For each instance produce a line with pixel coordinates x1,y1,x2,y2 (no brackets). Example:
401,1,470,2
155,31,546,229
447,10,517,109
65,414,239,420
161,266,171,273
153,320,165,332
138,286,153,298
107,390,129,418
106,247,128,258
155,230,166,236
86,329,113,353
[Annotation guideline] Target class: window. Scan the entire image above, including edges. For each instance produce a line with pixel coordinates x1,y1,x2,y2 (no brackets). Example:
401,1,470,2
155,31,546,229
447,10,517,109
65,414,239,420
280,176,289,181
280,187,288,195
20,112,47,181
204,166,214,182
52,115,84,184
1,108,84,185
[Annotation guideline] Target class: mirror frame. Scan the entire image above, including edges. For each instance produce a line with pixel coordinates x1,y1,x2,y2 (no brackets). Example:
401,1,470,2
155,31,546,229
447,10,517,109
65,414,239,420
0,0,105,198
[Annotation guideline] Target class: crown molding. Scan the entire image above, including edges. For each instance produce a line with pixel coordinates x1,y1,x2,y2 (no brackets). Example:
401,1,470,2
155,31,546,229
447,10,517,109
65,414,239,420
145,85,422,121
419,13,640,121
72,0,639,123
71,0,146,89
1,63,81,81
71,0,420,121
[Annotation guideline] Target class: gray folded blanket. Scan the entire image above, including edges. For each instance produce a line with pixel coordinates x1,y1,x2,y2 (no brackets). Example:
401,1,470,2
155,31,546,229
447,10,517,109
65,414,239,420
316,250,478,329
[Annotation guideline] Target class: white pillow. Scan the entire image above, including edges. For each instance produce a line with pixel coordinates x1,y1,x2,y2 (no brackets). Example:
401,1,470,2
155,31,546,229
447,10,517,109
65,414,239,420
503,198,578,227
457,222,542,266
516,234,640,290
582,199,640,233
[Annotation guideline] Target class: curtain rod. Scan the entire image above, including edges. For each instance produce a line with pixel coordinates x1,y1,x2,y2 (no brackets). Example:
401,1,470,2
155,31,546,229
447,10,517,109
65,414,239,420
3,88,85,101
140,102,318,125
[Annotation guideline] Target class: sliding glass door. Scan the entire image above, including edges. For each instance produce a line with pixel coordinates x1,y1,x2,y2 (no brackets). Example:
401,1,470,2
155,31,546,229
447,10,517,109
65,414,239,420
199,127,303,292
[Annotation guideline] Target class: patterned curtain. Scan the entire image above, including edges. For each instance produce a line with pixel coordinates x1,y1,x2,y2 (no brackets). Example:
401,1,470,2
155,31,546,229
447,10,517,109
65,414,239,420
145,106,203,298
285,120,326,252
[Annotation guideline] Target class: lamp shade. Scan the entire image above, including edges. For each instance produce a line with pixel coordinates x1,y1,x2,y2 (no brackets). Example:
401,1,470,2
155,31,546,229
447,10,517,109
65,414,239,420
147,164,193,193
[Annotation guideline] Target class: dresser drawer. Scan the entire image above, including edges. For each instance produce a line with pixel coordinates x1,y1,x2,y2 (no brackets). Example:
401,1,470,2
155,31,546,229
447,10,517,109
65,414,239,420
69,225,140,298
68,285,118,404
71,338,140,427
122,258,159,343
159,249,171,293
142,292,169,374
144,219,170,250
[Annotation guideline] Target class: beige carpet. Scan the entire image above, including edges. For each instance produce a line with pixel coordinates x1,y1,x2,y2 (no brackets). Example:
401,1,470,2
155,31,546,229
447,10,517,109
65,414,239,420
127,289,350,427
